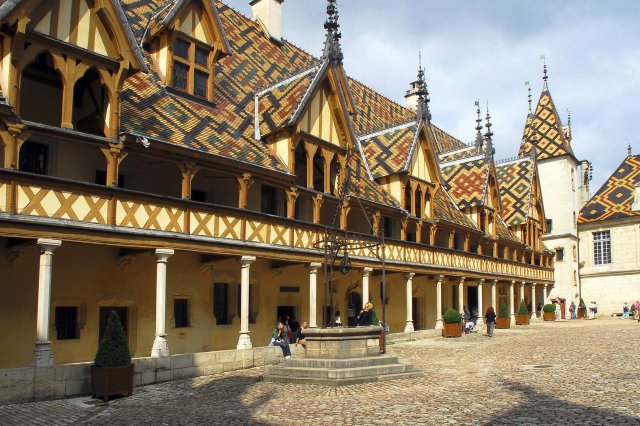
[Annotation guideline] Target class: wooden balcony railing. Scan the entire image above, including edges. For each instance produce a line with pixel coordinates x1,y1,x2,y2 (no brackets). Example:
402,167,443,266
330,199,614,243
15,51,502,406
0,169,553,282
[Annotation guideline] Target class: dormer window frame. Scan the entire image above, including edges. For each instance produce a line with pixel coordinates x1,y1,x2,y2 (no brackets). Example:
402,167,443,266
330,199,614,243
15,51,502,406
168,32,214,102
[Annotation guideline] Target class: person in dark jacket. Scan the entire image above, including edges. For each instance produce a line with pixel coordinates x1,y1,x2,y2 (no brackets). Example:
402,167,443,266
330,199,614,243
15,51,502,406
356,303,372,326
485,307,496,337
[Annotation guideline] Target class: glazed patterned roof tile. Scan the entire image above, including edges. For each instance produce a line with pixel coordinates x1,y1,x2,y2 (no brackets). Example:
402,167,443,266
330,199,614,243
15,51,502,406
495,158,534,226
431,126,467,154
359,123,417,178
519,90,573,160
440,156,489,209
433,189,478,229
438,145,479,162
345,153,401,209
257,67,318,136
579,154,640,223
496,215,521,243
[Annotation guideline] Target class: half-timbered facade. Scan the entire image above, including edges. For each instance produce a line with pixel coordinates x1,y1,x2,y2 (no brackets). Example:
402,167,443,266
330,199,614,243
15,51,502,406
0,0,554,400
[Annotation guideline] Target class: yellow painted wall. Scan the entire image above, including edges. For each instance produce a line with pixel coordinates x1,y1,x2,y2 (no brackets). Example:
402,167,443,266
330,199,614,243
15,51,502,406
409,144,432,182
0,240,455,368
300,88,341,146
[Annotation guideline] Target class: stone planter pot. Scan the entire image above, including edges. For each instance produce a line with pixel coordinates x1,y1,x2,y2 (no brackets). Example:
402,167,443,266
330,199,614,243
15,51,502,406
515,314,530,325
495,317,511,329
443,322,462,338
543,312,556,321
91,364,134,402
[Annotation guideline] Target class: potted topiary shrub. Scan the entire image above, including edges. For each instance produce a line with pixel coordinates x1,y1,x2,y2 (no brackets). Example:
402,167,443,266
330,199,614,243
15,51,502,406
442,308,462,338
515,300,530,325
91,311,134,402
495,300,510,329
543,304,556,321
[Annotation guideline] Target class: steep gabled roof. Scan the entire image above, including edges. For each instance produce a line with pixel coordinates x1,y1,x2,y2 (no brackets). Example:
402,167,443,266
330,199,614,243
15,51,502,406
496,215,522,244
519,89,573,160
358,121,417,179
438,144,478,163
431,125,467,154
440,155,491,209
579,154,640,223
496,157,534,226
433,188,478,229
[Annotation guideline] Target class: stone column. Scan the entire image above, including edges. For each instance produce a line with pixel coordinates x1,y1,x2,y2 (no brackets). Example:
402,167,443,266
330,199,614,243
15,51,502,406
237,256,256,349
435,275,444,331
491,280,498,310
544,284,549,303
477,279,485,325
309,262,321,328
531,283,537,320
32,239,62,367
362,267,372,307
458,277,465,314
151,249,174,357
520,281,525,305
404,273,415,332
509,280,516,326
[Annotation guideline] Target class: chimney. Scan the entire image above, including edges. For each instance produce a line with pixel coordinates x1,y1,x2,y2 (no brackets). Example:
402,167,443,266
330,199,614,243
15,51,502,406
250,0,284,42
404,79,422,111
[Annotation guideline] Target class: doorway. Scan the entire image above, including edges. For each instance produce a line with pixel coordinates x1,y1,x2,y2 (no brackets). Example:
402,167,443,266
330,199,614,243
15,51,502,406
346,291,362,326
467,286,478,316
412,297,421,330
276,305,296,325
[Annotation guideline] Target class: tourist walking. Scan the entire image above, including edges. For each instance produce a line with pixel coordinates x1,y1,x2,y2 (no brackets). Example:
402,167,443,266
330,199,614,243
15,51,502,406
569,301,576,320
485,307,496,337
623,302,630,319
270,323,291,359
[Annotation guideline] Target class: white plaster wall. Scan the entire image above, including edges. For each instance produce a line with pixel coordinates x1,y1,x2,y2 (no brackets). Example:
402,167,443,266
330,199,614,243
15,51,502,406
579,218,640,314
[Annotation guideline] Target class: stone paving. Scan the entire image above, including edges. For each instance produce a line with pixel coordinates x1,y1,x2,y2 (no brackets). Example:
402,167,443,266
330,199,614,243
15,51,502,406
2,317,640,425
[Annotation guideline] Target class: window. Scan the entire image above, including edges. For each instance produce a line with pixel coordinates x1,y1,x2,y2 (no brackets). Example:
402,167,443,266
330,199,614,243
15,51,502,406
55,306,79,340
213,283,231,325
593,231,611,265
555,248,564,261
545,219,552,233
191,189,206,202
171,37,211,99
261,185,277,215
19,141,48,175
95,170,125,188
174,299,190,328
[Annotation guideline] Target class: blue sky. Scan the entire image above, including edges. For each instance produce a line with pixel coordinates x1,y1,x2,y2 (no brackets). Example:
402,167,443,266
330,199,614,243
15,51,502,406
223,0,640,193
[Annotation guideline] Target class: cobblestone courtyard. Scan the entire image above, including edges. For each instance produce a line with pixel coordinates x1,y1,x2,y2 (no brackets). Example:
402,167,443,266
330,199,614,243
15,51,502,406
2,318,640,425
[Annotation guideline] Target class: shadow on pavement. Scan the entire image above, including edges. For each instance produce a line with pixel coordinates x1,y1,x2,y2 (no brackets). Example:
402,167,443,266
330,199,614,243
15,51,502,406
482,380,640,425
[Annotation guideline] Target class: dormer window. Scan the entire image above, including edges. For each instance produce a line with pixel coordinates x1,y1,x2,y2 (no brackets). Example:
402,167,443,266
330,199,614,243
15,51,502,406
171,37,213,101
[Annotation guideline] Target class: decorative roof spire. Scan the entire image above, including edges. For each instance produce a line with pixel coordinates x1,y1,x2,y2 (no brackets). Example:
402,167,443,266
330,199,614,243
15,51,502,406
484,102,494,159
322,0,344,63
525,81,532,115
414,52,431,122
540,54,549,91
628,144,632,157
566,109,572,142
474,100,483,153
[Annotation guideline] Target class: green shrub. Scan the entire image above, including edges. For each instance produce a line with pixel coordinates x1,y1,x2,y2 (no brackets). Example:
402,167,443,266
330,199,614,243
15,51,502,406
443,308,462,324
498,300,509,318
543,303,556,313
518,300,529,315
94,311,131,368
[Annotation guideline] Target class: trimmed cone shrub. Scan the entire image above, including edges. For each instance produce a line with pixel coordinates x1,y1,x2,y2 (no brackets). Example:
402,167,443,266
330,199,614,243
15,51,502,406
518,300,529,315
94,311,131,367
498,300,509,318
443,308,462,324
543,303,556,313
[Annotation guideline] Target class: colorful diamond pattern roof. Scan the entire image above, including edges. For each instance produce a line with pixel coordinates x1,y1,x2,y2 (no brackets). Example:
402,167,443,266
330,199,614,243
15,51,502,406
359,123,417,178
433,189,477,229
519,90,573,160
440,156,489,209
579,154,640,223
496,158,534,226
496,216,521,243
432,126,467,154
438,145,479,163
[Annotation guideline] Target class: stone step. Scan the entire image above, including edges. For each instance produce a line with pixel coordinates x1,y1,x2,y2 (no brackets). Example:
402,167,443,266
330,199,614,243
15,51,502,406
261,370,422,386
266,362,417,379
283,355,399,369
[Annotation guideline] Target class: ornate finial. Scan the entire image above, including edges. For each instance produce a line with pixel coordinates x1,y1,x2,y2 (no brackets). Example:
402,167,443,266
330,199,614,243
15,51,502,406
540,54,548,90
414,53,431,122
322,0,343,63
484,101,494,158
525,81,532,114
474,100,483,152
628,144,632,157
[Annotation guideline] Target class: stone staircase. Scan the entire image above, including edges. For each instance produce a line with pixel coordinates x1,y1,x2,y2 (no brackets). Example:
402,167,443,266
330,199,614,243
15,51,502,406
261,354,421,386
